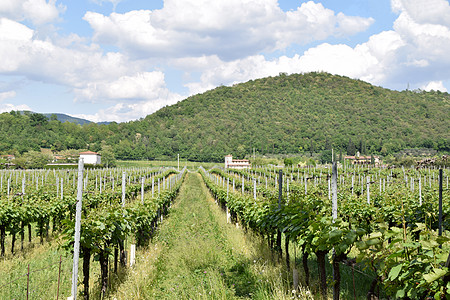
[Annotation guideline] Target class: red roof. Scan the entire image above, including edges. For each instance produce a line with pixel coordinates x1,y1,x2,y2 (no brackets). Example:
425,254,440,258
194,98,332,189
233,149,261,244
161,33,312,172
79,151,99,155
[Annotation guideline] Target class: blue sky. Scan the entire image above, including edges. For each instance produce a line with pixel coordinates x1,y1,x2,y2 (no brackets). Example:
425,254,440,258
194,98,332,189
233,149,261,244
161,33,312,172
1,0,449,122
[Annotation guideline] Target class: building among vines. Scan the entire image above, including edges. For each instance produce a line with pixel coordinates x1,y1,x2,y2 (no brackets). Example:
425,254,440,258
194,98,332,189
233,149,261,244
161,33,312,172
79,151,102,165
224,155,251,169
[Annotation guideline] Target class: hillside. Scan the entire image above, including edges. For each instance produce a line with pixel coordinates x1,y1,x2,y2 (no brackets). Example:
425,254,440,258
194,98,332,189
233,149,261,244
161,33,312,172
43,113,93,125
132,72,449,161
1,72,449,161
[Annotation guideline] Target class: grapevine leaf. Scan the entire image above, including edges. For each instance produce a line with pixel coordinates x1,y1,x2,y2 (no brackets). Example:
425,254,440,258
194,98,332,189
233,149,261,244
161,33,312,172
368,232,382,239
389,264,402,281
395,288,405,298
436,236,450,245
423,268,448,283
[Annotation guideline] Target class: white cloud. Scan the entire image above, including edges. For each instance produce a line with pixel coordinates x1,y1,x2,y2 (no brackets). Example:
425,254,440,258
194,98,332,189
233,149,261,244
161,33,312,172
84,0,374,60
74,93,183,123
0,18,139,90
0,0,63,25
184,0,450,94
422,80,447,92
392,0,450,27
0,103,31,113
0,90,16,102
183,31,406,95
75,72,172,101
0,18,183,122
73,71,184,122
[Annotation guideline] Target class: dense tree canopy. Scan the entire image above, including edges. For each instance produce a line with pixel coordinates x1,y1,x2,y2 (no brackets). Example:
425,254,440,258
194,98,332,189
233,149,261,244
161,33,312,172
1,72,449,162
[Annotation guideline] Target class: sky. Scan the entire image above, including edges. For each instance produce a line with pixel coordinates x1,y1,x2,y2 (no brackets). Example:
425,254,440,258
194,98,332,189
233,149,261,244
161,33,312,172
0,0,450,123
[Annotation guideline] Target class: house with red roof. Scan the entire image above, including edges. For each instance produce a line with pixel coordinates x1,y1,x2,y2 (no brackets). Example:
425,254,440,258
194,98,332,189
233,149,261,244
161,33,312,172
79,151,101,165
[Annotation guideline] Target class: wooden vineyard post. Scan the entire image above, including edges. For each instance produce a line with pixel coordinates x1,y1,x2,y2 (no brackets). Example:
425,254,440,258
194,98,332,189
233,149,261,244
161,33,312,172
57,255,62,300
27,263,30,300
367,176,370,205
71,158,84,300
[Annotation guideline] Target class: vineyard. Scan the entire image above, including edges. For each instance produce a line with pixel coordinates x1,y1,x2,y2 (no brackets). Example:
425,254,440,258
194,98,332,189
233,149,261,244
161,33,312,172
201,163,450,299
0,164,185,299
0,162,449,299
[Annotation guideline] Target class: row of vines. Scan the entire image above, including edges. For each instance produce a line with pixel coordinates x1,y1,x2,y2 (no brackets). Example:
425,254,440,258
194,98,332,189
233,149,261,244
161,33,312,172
0,166,186,299
200,164,450,299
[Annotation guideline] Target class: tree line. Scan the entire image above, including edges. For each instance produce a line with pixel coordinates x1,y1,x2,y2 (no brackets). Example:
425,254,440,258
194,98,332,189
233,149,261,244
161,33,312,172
0,72,449,163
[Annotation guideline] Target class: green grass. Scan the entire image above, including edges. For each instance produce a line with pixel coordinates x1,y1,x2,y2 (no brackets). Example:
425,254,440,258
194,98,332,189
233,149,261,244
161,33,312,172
0,235,73,300
108,172,314,299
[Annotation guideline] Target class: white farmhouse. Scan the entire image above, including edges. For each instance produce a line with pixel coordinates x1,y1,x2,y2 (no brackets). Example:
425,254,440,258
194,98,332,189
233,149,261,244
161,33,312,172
79,151,101,165
224,155,251,169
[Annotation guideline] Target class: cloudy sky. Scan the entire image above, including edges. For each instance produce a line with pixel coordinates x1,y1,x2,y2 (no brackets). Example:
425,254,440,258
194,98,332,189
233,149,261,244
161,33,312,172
1,0,449,122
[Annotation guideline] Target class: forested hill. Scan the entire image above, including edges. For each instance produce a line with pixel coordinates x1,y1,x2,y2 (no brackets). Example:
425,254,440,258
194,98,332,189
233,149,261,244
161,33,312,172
134,72,449,161
0,72,449,161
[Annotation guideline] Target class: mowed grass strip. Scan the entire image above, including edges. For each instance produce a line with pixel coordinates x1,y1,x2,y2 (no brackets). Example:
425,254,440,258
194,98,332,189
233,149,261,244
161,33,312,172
110,172,313,300
145,172,241,299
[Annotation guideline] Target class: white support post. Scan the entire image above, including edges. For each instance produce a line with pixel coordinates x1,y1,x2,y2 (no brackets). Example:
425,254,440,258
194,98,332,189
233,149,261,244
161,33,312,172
130,244,136,267
419,177,422,206
71,158,84,300
328,178,331,200
122,172,126,207
367,176,370,205
332,162,337,222
141,177,145,205
304,175,307,195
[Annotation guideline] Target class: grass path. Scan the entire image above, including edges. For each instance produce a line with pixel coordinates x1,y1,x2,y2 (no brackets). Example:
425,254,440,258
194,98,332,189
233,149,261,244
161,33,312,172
110,172,312,299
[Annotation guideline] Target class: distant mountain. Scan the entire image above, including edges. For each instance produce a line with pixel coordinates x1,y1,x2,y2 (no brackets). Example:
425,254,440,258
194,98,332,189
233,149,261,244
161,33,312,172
43,113,93,125
18,111,109,125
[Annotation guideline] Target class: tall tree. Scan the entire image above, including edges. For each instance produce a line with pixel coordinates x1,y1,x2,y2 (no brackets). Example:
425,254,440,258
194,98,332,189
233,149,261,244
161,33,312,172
347,138,356,156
